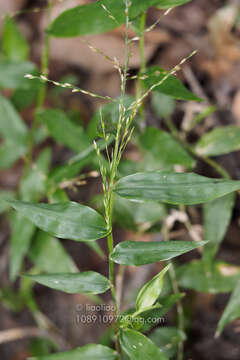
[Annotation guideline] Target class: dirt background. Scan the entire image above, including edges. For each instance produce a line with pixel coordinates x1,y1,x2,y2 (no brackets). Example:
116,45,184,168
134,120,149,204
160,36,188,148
1,0,240,359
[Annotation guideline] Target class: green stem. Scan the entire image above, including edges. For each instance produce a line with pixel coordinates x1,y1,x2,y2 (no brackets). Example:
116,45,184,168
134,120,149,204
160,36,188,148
27,0,52,165
163,224,184,360
136,12,146,122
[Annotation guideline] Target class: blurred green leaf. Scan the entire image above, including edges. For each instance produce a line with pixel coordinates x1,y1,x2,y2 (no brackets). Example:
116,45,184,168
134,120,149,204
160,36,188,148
216,280,240,336
110,240,206,266
20,148,51,202
151,92,176,118
10,213,36,281
120,328,167,360
142,66,201,101
114,172,240,205
28,344,117,359
0,190,16,213
203,193,234,264
150,327,186,358
0,62,38,89
177,260,240,293
136,264,171,311
29,231,78,273
38,109,90,152
9,200,109,242
139,127,195,168
12,88,38,110
0,94,28,168
2,16,29,62
195,126,240,156
24,272,110,295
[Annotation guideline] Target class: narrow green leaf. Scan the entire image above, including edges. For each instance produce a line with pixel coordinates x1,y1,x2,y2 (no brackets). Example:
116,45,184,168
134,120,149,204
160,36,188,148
28,344,117,360
49,0,169,38
110,240,206,266
216,280,240,336
114,172,240,205
195,126,240,156
136,264,171,311
139,127,195,168
156,0,192,8
38,109,90,152
150,327,186,359
203,193,234,264
8,200,109,242
2,16,29,62
10,213,36,281
142,66,201,101
29,231,78,273
24,271,110,295
177,260,240,293
120,328,167,360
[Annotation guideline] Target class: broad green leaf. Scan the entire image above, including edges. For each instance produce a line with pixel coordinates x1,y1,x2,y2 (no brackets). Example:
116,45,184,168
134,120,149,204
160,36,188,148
151,92,176,118
142,66,201,101
0,190,16,213
195,126,240,156
120,328,167,360
0,61,37,89
28,344,117,360
150,327,186,358
139,127,195,168
136,264,171,311
216,280,240,336
110,240,206,266
203,193,234,264
20,148,51,202
29,231,78,273
38,109,90,152
49,0,170,38
114,171,240,205
177,260,240,293
8,200,109,242
24,271,110,294
2,16,29,62
156,0,192,8
10,213,36,281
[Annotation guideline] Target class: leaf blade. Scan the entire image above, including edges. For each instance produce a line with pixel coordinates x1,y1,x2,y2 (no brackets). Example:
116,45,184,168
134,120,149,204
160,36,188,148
24,272,110,295
8,201,109,242
114,172,240,205
110,240,207,266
